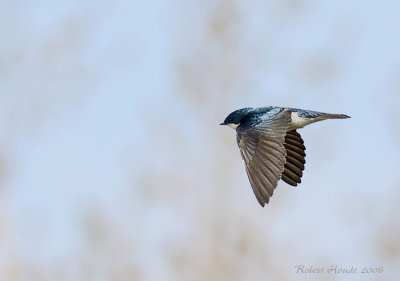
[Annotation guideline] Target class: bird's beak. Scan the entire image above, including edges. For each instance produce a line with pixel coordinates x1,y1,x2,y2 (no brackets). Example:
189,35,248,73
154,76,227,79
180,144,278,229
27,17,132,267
220,122,225,125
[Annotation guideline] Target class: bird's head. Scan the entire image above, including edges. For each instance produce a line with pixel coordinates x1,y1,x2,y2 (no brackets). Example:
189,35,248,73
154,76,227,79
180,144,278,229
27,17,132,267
220,107,253,129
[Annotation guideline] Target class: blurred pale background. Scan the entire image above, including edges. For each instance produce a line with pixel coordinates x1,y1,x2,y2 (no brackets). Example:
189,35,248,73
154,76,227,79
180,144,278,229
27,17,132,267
1,0,400,280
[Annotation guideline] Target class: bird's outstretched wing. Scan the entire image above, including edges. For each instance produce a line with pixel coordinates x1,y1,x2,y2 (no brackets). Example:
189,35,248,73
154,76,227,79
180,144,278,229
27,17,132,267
236,111,291,206
281,130,306,186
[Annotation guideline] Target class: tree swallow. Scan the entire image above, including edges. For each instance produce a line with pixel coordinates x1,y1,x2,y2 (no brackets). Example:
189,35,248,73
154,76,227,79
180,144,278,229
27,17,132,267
220,106,350,207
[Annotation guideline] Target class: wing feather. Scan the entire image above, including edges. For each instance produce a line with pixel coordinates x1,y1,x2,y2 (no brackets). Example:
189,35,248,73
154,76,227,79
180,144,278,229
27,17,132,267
236,111,291,206
284,143,305,156
282,130,306,186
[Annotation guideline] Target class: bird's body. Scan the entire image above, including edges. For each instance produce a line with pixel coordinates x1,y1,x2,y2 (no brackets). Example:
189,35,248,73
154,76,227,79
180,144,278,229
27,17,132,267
221,106,350,206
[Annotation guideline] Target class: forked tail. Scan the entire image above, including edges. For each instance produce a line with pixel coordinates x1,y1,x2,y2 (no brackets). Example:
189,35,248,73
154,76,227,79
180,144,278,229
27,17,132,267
316,113,350,121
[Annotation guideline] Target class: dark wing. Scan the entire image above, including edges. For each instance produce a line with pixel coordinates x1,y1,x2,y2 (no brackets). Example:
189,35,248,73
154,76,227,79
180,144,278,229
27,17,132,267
281,130,306,186
236,111,291,206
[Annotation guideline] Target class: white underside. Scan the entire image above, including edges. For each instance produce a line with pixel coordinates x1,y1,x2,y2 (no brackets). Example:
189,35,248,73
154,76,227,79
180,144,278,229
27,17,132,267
289,111,315,130
228,123,239,129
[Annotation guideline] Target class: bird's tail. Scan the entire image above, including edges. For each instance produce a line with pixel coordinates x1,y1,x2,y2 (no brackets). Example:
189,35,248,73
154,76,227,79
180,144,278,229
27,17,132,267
316,113,350,121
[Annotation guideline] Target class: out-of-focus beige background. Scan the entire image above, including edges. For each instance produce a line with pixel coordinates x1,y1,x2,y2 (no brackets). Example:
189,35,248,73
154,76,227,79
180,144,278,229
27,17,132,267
1,0,400,280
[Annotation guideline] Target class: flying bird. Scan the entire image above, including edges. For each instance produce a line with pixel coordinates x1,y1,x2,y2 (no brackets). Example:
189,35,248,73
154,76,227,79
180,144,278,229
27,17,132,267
220,106,350,207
